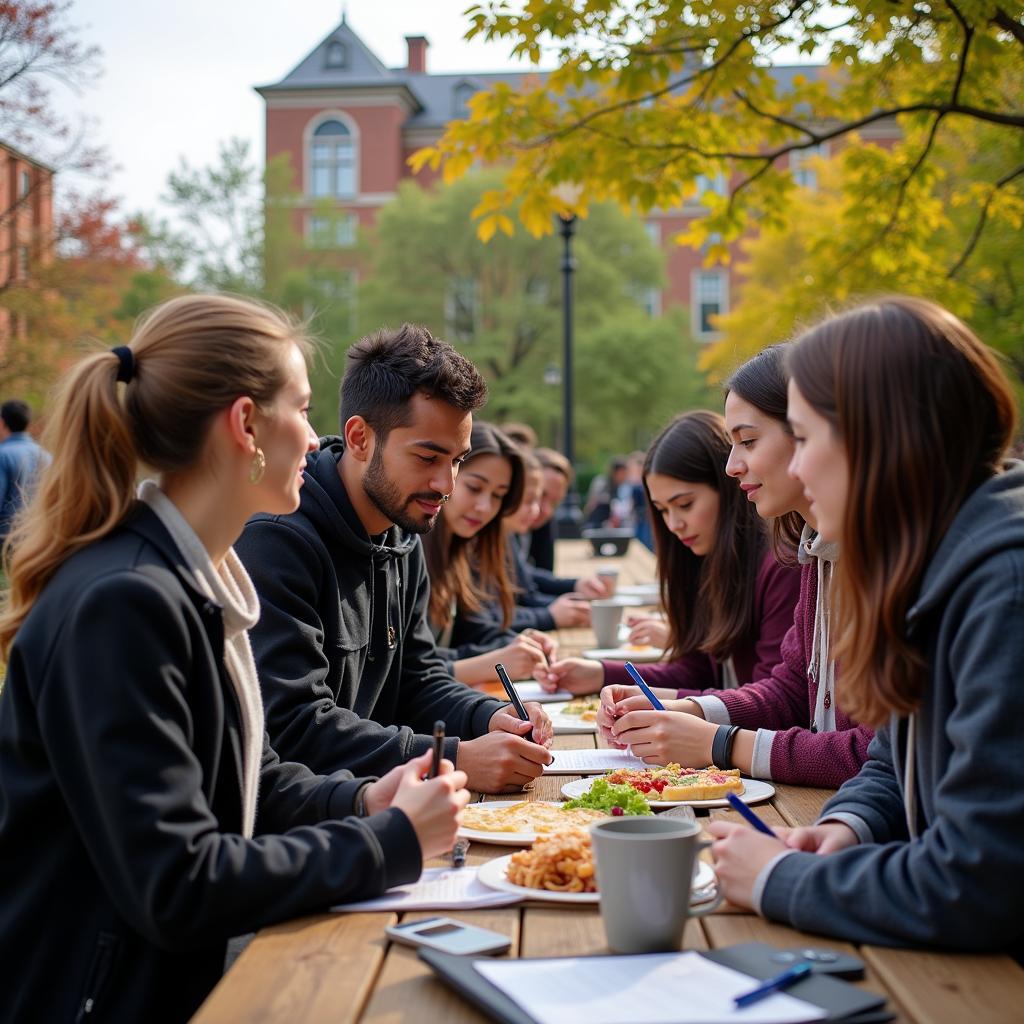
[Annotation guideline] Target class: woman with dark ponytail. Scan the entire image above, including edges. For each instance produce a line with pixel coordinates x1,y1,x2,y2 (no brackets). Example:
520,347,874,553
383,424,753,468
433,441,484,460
0,294,469,1023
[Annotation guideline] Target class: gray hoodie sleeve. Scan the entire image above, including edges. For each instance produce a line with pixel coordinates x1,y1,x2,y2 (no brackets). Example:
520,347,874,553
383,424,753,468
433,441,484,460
760,567,1024,951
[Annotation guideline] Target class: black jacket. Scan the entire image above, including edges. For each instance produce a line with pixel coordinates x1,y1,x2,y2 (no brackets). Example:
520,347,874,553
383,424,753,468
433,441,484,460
236,440,504,778
0,505,421,1023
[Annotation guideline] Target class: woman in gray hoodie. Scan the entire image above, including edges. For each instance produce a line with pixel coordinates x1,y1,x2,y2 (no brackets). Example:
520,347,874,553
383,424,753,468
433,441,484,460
710,296,1024,959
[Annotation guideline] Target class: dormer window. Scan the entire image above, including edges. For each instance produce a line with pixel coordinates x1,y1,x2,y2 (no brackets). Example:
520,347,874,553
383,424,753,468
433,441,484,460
325,40,347,69
453,82,476,117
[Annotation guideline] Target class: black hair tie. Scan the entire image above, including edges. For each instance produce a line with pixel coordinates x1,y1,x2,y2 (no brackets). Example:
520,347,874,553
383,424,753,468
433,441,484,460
111,345,135,384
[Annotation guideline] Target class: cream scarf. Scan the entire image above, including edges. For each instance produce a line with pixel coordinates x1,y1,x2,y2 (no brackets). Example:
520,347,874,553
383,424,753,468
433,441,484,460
139,480,263,838
798,524,841,733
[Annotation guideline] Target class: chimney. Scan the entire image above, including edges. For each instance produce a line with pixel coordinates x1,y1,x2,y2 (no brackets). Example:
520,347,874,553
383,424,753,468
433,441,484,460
405,35,429,74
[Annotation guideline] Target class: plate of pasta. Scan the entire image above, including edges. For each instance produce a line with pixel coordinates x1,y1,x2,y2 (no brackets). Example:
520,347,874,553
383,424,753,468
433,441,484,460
458,801,610,846
476,830,717,905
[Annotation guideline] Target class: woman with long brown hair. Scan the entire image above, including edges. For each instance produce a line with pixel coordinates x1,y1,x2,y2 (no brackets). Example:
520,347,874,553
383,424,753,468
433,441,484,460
590,348,876,788
710,296,1024,955
538,410,801,697
424,421,553,686
0,294,470,1022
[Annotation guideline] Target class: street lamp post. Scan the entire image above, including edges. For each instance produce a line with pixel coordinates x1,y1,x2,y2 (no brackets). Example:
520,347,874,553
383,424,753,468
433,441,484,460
556,210,583,536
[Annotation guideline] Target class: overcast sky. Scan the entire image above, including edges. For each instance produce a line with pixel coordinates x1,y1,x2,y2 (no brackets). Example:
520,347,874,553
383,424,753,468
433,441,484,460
62,0,534,214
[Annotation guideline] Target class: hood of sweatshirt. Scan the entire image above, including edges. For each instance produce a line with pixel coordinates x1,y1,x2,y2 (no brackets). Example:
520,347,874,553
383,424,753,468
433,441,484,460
300,437,419,566
908,460,1024,627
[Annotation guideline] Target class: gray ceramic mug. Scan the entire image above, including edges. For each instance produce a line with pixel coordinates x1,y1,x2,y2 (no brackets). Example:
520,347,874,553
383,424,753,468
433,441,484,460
590,816,722,953
590,599,624,648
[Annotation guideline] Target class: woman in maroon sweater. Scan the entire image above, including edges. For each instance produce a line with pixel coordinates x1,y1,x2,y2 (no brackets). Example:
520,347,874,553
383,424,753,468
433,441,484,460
598,346,874,787
537,410,800,697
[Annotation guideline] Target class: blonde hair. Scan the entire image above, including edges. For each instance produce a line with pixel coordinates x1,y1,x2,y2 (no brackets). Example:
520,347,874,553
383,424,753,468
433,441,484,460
0,293,311,656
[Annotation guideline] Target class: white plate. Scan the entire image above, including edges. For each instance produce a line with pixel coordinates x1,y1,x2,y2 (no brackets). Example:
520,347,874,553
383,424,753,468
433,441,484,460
547,700,600,735
477,853,716,905
582,646,665,662
617,584,660,599
457,801,607,846
559,776,776,809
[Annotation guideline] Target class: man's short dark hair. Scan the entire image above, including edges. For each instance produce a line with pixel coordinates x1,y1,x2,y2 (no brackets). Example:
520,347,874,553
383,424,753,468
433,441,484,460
1,400,31,433
340,324,487,438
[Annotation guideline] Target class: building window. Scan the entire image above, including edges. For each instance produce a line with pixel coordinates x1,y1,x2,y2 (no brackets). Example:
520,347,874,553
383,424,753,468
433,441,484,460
452,82,476,117
19,170,31,197
310,119,356,199
694,173,727,201
637,286,662,318
325,40,347,69
309,213,358,248
692,270,728,338
16,246,29,278
644,221,661,245
791,143,828,191
445,277,478,343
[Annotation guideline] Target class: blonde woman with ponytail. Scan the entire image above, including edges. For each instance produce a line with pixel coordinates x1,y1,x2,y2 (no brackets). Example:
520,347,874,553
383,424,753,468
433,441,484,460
0,294,470,1024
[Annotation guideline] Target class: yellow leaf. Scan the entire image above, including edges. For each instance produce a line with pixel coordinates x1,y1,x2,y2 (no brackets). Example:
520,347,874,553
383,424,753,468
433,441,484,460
477,215,498,243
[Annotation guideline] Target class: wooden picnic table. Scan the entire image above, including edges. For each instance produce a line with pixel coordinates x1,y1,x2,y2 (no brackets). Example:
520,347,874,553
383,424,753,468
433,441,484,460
192,540,1024,1024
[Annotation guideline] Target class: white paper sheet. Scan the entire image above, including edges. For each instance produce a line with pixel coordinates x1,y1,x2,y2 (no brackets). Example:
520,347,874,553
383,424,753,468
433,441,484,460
542,748,651,774
332,868,520,912
513,681,574,704
474,952,826,1024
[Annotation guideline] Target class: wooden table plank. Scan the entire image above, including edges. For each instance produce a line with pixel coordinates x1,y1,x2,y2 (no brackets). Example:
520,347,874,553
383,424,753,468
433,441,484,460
360,908,520,1024
863,946,1024,1024
193,911,394,1024
521,907,707,957
770,784,834,828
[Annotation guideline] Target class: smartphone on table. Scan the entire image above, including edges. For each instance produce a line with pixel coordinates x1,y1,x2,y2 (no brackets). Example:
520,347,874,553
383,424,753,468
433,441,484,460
384,917,511,956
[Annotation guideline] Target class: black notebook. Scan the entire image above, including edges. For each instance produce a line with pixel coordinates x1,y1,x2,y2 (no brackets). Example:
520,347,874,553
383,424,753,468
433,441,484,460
419,942,892,1024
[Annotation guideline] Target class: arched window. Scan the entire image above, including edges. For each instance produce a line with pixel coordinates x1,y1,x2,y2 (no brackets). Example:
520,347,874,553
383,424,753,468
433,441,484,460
310,119,356,199
325,40,347,69
452,82,476,116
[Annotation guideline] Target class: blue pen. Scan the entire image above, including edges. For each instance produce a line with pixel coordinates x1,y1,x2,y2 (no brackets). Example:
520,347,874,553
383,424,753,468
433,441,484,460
726,791,778,838
624,661,665,711
734,961,812,1007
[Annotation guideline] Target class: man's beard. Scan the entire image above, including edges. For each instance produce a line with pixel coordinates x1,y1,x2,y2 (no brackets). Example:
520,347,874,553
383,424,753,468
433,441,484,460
363,444,444,535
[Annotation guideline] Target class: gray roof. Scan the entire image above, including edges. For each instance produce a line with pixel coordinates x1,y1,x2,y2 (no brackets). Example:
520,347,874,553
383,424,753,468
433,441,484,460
256,19,825,130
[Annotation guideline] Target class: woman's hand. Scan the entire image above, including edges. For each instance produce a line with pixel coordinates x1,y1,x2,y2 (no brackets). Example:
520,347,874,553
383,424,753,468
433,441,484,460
489,701,554,748
610,707,718,766
778,822,860,855
626,617,669,649
494,633,550,678
596,684,646,744
707,820,788,910
575,574,614,599
521,628,559,663
386,750,471,861
548,594,591,628
532,657,604,694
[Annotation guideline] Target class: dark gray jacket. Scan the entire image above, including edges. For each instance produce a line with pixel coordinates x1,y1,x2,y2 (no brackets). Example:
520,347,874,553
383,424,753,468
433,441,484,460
0,506,420,1023
762,464,1024,957
236,439,504,778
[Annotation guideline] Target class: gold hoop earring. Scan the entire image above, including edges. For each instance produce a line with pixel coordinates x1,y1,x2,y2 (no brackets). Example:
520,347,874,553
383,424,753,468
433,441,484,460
249,447,266,485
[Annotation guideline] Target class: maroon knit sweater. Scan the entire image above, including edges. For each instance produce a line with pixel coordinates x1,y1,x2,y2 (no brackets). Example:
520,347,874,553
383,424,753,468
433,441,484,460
684,560,873,787
602,551,800,692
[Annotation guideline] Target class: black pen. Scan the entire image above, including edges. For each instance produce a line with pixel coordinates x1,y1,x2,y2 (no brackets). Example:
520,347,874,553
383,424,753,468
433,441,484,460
494,662,534,743
428,720,445,779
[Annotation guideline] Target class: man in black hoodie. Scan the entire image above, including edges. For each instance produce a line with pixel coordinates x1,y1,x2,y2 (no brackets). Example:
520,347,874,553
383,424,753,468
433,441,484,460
237,324,553,792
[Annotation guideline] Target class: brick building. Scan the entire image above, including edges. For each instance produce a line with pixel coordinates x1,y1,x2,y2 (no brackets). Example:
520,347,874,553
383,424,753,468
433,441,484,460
257,17,897,341
0,142,54,341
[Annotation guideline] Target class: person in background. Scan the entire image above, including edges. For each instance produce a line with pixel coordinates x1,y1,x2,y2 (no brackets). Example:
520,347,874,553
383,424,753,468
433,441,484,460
592,345,874,788
528,446,573,572
237,325,552,795
423,422,557,698
505,447,612,632
0,399,50,543
583,455,628,528
0,295,470,1023
711,296,1024,958
537,410,800,699
500,421,538,450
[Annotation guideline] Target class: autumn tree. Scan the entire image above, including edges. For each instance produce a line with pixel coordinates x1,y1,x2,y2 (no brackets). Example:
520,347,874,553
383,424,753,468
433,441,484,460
358,172,714,462
415,0,1023,279
0,2,104,229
